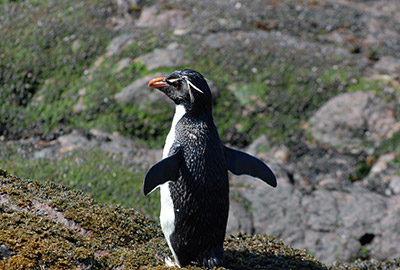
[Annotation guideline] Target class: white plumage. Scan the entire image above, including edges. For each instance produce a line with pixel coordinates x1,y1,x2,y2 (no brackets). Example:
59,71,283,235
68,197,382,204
159,104,186,265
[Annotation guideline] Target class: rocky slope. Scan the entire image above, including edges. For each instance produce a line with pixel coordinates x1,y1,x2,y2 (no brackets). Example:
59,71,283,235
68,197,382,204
1,0,400,267
2,169,399,269
0,169,328,269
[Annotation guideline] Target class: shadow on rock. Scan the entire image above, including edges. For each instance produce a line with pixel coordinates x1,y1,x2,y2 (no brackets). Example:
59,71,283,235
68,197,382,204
223,234,326,270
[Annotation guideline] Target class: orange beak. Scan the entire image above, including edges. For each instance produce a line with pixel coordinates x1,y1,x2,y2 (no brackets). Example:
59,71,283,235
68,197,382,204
148,77,168,88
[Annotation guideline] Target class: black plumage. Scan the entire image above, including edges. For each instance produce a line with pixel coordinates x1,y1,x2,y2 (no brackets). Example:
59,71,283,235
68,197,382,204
144,69,276,268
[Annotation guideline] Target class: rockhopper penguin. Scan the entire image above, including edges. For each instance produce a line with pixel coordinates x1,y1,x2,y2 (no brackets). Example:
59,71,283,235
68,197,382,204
144,69,277,268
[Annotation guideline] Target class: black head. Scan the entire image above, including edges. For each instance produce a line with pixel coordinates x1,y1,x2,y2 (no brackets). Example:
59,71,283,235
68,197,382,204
148,69,212,116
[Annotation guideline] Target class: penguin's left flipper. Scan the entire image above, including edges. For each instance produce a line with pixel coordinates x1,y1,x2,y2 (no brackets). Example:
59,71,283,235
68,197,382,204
143,149,183,196
224,146,277,187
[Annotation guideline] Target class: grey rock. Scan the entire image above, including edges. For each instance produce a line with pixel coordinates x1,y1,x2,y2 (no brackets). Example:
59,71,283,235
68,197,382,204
116,0,139,16
73,96,86,114
0,244,15,259
388,176,400,195
136,5,188,29
309,91,398,151
359,153,399,195
373,56,400,75
287,144,360,185
135,43,185,70
230,172,400,264
113,57,132,73
106,34,135,56
226,138,400,264
114,73,171,109
369,195,400,260
33,129,161,170
226,198,253,235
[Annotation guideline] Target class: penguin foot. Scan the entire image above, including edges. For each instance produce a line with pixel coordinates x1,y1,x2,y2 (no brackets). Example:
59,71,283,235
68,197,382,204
164,256,179,267
156,254,179,267
196,246,225,268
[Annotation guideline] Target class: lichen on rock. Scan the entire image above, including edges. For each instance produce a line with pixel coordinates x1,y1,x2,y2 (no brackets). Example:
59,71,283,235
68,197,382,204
0,169,329,269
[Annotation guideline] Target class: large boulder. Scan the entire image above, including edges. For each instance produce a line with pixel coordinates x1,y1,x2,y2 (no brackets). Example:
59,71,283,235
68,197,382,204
229,172,400,264
309,91,398,152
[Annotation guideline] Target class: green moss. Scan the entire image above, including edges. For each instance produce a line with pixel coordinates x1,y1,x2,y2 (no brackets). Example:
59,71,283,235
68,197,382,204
184,44,350,146
347,77,381,93
0,169,166,269
215,66,344,144
349,157,375,182
224,234,326,270
320,69,347,84
0,147,160,219
0,0,116,139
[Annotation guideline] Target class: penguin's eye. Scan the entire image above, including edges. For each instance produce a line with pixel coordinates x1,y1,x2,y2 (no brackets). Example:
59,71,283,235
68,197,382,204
166,78,181,88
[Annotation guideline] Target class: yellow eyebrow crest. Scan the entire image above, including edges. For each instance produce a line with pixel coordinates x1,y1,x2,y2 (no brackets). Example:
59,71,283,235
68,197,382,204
166,78,180,83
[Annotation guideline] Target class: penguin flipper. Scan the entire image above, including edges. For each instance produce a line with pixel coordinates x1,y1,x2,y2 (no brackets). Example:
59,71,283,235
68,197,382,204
224,146,277,187
143,149,183,196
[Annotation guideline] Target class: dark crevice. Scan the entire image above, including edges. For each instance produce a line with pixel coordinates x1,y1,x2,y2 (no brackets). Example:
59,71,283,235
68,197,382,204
359,233,375,245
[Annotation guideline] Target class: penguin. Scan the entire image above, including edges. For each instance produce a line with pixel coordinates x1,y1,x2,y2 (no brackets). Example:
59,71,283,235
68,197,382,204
143,69,277,268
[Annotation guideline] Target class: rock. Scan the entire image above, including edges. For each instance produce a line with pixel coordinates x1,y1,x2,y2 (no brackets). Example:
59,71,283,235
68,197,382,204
373,56,400,75
135,5,188,29
286,143,361,185
33,129,161,170
135,42,185,70
0,169,164,269
229,173,400,264
0,169,328,270
309,91,398,151
368,195,400,261
106,34,135,56
114,73,171,109
113,57,132,73
388,176,400,195
73,96,86,114
226,198,253,235
116,0,139,16
359,153,399,195
226,137,400,264
245,134,271,156
0,244,15,259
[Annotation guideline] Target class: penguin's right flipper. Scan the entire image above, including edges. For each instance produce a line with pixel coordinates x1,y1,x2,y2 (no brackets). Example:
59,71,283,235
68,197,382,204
224,146,277,188
143,149,183,196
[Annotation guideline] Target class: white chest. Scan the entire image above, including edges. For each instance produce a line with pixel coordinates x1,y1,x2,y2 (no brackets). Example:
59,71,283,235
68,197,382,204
160,104,186,263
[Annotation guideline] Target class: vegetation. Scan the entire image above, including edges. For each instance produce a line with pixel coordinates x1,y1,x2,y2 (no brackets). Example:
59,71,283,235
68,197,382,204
0,169,328,269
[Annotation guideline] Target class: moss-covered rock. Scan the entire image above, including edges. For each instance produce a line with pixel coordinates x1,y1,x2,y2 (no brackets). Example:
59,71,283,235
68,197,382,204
0,169,329,269
0,169,166,269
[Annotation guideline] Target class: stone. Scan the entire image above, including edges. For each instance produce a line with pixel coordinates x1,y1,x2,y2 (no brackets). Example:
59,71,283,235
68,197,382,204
114,73,171,109
229,172,400,264
106,34,135,56
360,153,398,195
226,198,253,235
373,56,400,75
136,5,188,29
135,43,185,70
309,91,398,151
0,244,15,259
388,176,400,195
113,57,132,73
33,129,161,170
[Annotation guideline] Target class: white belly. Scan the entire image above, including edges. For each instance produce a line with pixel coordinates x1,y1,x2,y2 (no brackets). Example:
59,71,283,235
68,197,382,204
160,104,186,264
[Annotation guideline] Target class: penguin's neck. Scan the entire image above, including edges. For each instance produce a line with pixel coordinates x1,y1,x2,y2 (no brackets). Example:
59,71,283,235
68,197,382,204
163,104,186,158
